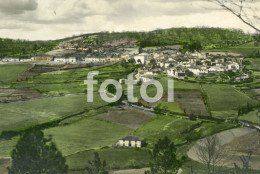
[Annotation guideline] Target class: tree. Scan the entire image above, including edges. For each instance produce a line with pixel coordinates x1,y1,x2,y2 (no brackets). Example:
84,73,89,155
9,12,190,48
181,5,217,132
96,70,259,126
150,58,157,69
208,0,260,32
195,135,224,174
146,136,183,174
128,58,136,64
8,130,68,174
84,152,108,174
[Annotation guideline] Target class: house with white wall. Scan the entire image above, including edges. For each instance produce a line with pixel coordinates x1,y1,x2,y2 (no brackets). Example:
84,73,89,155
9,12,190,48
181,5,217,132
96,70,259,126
226,62,240,71
134,53,152,64
117,135,145,148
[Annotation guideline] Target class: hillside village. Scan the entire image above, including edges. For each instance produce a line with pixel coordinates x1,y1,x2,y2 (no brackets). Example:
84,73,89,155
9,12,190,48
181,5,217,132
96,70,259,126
0,37,250,83
1,30,260,174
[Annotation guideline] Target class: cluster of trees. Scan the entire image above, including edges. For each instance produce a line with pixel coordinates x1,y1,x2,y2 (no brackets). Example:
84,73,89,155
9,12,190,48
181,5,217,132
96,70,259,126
145,136,184,174
237,103,259,116
0,38,59,58
83,28,253,51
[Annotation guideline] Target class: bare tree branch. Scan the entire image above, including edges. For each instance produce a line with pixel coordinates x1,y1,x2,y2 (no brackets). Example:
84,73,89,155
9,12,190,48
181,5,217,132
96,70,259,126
196,135,224,173
208,0,260,32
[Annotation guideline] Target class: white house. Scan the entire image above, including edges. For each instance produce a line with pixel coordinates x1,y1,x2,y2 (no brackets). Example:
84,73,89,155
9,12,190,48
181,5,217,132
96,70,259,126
140,75,154,83
1,57,20,62
54,57,76,63
208,65,225,73
167,68,177,77
134,53,152,64
188,68,209,76
226,62,240,71
190,52,207,59
117,135,145,148
66,57,77,63
167,68,185,79
83,57,100,63
54,57,66,63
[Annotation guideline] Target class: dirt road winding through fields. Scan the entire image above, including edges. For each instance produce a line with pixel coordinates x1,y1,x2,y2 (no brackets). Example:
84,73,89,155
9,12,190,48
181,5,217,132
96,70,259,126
187,127,260,170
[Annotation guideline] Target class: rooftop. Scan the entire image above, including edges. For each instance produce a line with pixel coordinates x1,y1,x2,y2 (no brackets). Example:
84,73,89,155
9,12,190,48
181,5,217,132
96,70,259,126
120,135,144,141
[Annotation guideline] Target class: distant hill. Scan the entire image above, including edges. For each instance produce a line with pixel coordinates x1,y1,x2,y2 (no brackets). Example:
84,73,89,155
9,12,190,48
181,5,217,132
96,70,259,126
82,28,256,50
0,38,61,58
0,27,258,58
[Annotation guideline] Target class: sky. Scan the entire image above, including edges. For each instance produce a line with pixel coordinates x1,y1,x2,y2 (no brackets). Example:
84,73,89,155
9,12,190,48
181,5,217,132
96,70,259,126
0,0,259,41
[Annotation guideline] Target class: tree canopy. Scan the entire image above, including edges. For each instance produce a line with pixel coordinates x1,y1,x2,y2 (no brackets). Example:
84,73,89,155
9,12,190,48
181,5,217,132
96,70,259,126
8,130,68,174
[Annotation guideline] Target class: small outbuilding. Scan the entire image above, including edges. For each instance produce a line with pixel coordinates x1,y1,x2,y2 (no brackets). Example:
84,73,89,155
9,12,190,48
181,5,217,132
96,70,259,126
117,135,146,148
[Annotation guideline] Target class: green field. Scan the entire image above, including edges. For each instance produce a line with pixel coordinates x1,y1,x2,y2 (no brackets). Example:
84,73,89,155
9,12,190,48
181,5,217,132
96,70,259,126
66,148,150,171
134,114,237,146
44,118,133,156
157,74,201,91
202,84,258,119
0,94,108,133
242,58,260,88
157,102,184,114
14,63,135,95
239,110,260,124
210,41,260,57
0,136,19,157
0,64,29,86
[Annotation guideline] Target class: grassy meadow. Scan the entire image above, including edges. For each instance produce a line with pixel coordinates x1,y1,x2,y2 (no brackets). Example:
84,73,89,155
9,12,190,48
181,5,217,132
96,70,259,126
210,41,260,57
0,64,29,86
44,117,133,156
66,148,150,171
157,102,184,114
201,84,258,119
0,94,108,134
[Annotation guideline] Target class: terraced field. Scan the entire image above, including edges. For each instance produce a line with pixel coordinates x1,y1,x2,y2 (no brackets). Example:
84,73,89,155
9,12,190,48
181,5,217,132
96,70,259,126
14,63,135,95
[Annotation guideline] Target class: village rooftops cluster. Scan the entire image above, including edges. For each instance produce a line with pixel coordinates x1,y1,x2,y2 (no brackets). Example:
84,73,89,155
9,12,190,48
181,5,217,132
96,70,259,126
0,36,249,82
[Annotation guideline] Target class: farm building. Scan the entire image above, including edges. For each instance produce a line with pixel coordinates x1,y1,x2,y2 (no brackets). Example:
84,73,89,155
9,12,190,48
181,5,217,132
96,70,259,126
117,135,146,148
31,54,53,62
54,57,76,63
1,57,20,62
134,53,152,64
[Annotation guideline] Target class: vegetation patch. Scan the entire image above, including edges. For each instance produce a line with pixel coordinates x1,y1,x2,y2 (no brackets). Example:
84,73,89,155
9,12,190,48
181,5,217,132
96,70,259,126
0,94,107,134
95,108,154,129
66,148,150,171
0,64,30,86
44,118,133,156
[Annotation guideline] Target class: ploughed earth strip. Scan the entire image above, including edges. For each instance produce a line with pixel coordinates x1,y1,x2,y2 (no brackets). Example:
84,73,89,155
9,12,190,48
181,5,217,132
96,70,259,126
14,64,91,81
95,108,154,129
0,87,42,103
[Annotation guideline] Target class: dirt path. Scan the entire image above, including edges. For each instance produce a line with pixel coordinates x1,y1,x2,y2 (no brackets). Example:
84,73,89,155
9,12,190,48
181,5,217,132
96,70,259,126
187,127,260,169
